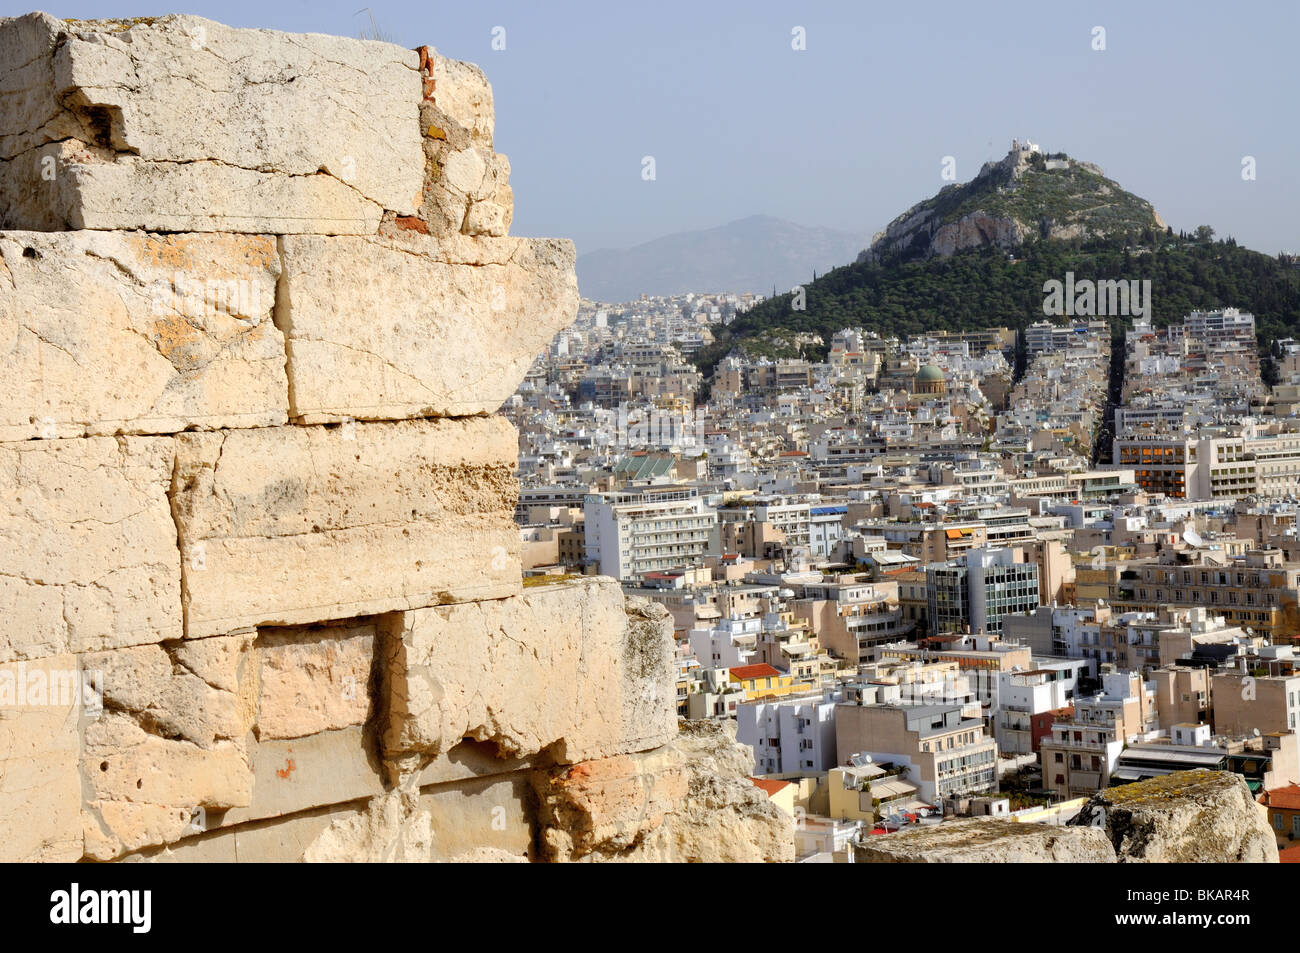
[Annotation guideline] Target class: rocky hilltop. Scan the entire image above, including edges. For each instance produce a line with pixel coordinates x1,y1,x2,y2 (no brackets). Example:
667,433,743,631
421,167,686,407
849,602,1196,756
861,140,1166,263
0,12,791,863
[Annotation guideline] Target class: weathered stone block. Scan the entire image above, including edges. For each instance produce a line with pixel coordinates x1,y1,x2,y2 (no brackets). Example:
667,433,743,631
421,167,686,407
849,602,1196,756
256,623,375,740
412,50,510,237
0,655,84,861
0,13,423,232
82,633,254,749
420,773,535,861
532,748,687,861
851,817,1116,863
1073,769,1279,863
0,230,287,440
534,722,795,863
416,99,512,238
171,417,519,638
384,577,676,764
277,234,576,421
428,50,494,148
79,633,255,859
82,712,253,860
222,728,385,828
0,436,181,662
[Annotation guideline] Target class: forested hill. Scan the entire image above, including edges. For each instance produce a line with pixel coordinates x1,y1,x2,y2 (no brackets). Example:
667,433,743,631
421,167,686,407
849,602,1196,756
693,232,1300,370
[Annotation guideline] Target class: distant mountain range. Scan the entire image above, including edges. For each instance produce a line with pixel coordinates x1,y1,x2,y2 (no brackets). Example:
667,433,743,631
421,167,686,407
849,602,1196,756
575,215,869,302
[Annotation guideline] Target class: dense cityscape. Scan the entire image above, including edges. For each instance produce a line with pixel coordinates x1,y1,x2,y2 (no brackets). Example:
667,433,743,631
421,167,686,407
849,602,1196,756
508,293,1300,860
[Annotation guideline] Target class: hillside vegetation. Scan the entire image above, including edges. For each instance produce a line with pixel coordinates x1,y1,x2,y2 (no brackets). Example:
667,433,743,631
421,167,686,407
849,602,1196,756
694,232,1300,371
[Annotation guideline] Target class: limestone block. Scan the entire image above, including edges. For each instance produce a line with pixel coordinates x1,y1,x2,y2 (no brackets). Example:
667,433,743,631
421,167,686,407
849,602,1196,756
82,633,254,749
420,773,535,860
417,100,512,238
0,436,181,662
383,577,676,764
171,417,519,638
82,712,253,860
0,655,84,861
221,728,385,827
0,13,423,232
1073,769,1279,863
256,623,375,740
277,233,576,421
79,633,255,859
531,748,688,861
0,230,287,440
303,790,434,862
429,51,494,148
536,722,795,863
852,818,1116,863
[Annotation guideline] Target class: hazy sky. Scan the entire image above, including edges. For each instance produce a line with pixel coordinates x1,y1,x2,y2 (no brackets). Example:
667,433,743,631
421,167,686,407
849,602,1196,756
21,0,1300,258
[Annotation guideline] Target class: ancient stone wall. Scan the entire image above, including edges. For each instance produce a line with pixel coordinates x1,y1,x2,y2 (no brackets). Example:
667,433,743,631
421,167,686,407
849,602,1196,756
0,12,792,863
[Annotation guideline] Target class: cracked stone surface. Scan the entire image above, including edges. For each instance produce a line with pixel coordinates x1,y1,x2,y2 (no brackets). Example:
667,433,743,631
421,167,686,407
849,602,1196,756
427,51,494,149
79,632,255,859
170,416,521,638
83,633,254,749
852,818,1116,863
82,711,254,860
383,577,677,765
0,230,287,441
0,435,181,662
277,233,577,421
417,99,513,238
0,13,423,232
533,721,796,863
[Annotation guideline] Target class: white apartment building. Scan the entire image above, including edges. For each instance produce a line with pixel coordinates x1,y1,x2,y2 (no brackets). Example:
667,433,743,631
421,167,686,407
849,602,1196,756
994,661,1085,755
688,617,760,670
1026,320,1109,357
737,691,840,774
1184,308,1255,349
583,486,718,580
1041,671,1156,797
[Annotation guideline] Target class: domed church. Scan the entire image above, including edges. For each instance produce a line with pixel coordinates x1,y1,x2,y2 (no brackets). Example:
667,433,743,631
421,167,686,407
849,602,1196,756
913,363,947,395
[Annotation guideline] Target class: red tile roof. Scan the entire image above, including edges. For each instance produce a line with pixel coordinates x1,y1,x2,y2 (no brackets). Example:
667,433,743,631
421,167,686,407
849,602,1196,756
1280,844,1300,864
1266,783,1300,811
730,663,782,681
749,777,791,798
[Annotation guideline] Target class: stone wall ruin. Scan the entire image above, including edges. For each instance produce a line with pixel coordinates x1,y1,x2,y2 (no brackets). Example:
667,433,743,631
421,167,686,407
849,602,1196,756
0,12,793,863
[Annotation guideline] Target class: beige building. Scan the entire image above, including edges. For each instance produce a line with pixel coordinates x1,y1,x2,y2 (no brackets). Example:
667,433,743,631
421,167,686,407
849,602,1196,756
1212,672,1300,736
1151,666,1211,730
1109,549,1300,644
789,579,908,665
835,703,998,803
1041,671,1155,798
